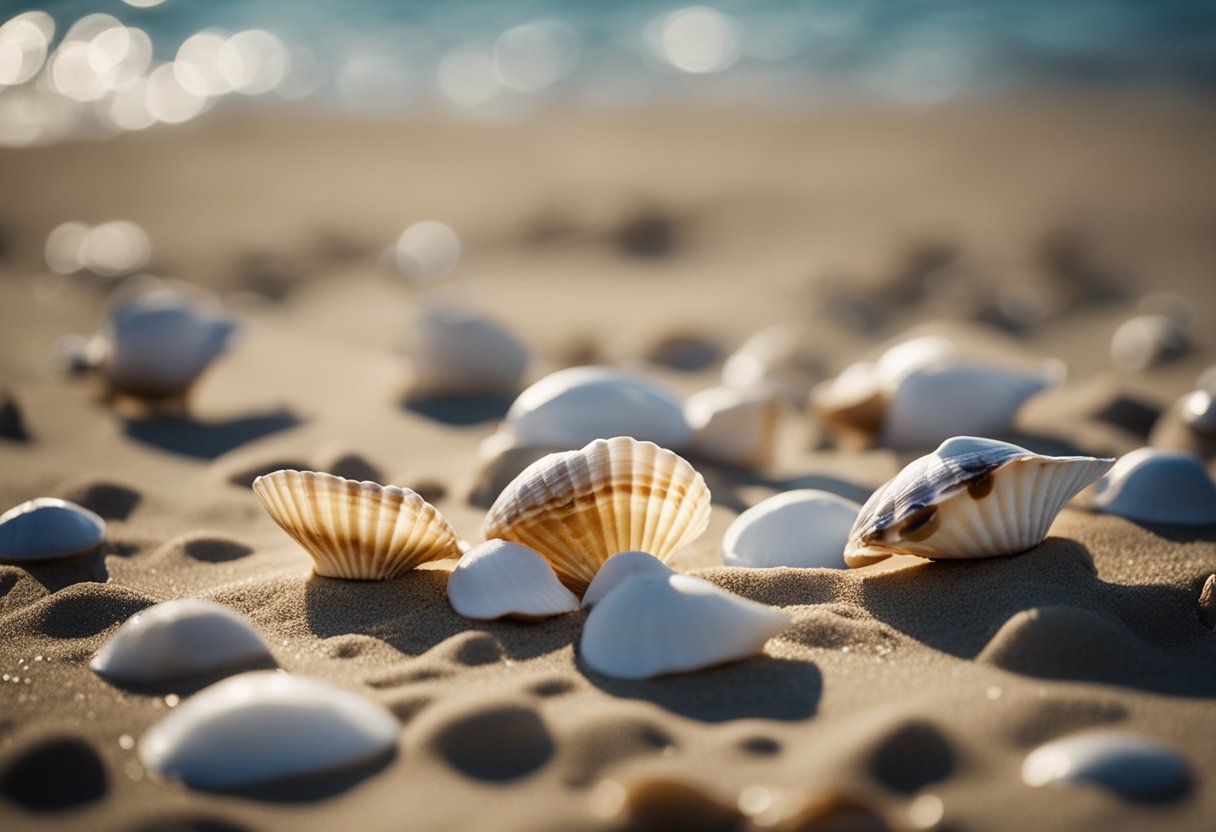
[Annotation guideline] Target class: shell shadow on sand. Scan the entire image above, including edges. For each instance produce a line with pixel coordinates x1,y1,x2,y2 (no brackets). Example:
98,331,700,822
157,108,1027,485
122,410,303,460
400,394,515,427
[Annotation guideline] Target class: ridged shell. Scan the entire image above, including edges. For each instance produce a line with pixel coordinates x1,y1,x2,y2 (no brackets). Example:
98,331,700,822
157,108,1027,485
581,550,674,608
580,573,791,679
0,498,105,561
483,436,711,594
91,599,272,684
722,489,860,569
406,306,529,398
139,671,398,789
501,366,692,450
446,539,580,621
1021,730,1191,801
845,436,1113,567
1088,448,1216,525
253,469,461,580
684,386,780,469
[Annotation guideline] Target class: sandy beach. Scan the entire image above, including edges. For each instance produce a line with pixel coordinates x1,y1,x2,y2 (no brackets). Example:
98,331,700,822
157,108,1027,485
1,91,1215,831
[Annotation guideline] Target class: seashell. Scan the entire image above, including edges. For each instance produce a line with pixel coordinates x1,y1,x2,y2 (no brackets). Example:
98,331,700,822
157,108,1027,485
446,539,579,621
1021,730,1191,801
499,366,691,451
1198,575,1216,630
721,326,823,406
1086,448,1216,525
1110,314,1189,373
483,436,711,594
722,489,860,569
406,306,529,399
252,469,461,580
0,498,105,561
1180,388,1216,435
845,436,1113,567
580,573,791,679
138,671,398,789
581,550,674,608
91,599,272,684
102,290,238,399
683,386,780,469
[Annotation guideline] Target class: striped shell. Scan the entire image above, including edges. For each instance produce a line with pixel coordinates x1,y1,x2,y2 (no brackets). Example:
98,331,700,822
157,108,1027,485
482,436,711,594
253,470,461,580
845,436,1113,567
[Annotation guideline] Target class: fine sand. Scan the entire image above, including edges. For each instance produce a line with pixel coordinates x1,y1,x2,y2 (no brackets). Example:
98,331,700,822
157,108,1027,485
1,92,1215,831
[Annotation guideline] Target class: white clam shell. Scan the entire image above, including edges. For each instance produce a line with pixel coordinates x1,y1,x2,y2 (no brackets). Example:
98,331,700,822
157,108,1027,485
580,573,791,679
845,436,1113,566
581,550,674,608
684,386,780,469
407,307,529,398
104,291,238,398
91,599,272,684
501,366,692,450
138,671,398,789
0,498,105,561
721,325,820,404
722,489,860,569
483,436,711,594
1110,314,1189,373
446,539,579,621
253,469,461,580
1022,730,1191,801
1180,388,1216,434
1088,448,1216,525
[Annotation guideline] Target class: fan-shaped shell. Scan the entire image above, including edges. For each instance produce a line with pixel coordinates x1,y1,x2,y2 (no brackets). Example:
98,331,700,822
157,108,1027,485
483,436,711,594
138,671,398,789
1022,730,1191,801
845,436,1113,567
581,550,674,608
722,489,860,569
0,498,105,561
407,306,529,398
253,469,461,580
446,539,579,621
91,599,273,684
501,366,692,450
684,386,780,469
1088,448,1216,525
580,573,791,679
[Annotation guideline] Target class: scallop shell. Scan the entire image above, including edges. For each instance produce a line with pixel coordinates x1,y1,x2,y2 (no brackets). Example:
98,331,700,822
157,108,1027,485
446,539,580,621
252,469,461,580
1022,730,1191,801
845,436,1113,567
483,436,711,594
0,498,105,561
500,366,692,451
581,550,675,608
580,573,791,679
138,671,398,789
91,599,272,684
103,290,238,399
1087,448,1216,525
684,386,780,469
722,489,860,569
406,306,530,398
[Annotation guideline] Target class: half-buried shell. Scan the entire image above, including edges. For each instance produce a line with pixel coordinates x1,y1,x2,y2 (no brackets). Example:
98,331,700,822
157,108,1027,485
1087,448,1216,525
253,470,461,580
0,498,105,561
722,489,860,569
845,436,1113,566
483,436,711,594
446,539,580,621
581,550,675,609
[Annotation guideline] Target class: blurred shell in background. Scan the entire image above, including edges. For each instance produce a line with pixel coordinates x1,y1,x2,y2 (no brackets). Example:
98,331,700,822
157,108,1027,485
1086,448,1216,525
405,306,530,399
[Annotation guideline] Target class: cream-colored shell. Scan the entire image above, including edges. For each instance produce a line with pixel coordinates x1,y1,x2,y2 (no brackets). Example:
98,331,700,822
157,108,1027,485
446,539,580,621
581,550,675,608
406,306,529,398
580,573,791,679
253,469,461,580
482,436,711,594
845,436,1113,566
684,386,780,469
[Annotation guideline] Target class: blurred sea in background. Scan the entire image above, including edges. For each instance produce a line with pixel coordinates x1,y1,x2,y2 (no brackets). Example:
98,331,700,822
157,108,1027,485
3,0,1215,147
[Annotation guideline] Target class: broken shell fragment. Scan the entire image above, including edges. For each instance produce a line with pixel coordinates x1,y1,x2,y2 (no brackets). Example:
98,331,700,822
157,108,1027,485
446,539,580,621
138,671,398,790
845,436,1112,567
483,436,711,594
684,386,780,469
501,367,692,450
0,498,105,561
253,469,461,580
581,550,675,609
406,306,530,399
1087,448,1216,525
722,490,860,570
91,599,273,684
